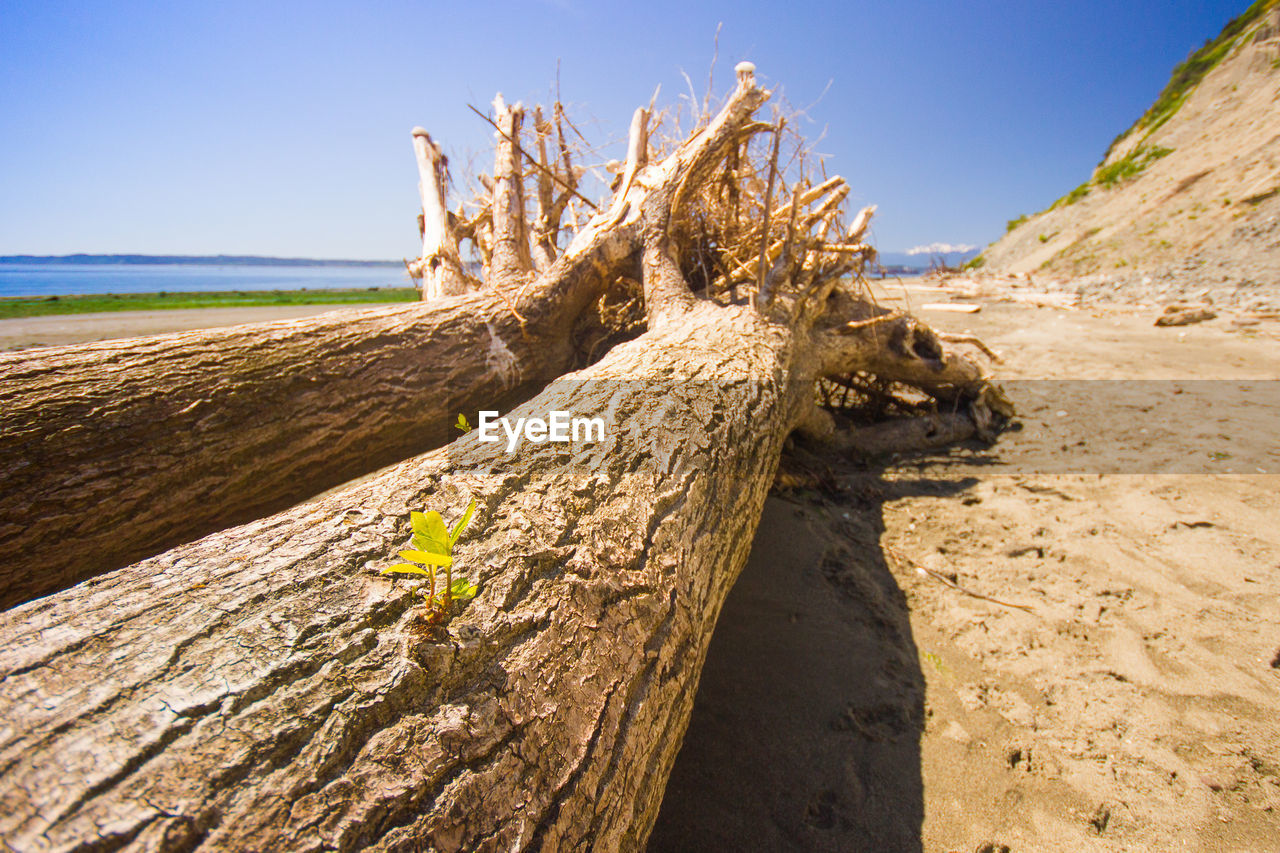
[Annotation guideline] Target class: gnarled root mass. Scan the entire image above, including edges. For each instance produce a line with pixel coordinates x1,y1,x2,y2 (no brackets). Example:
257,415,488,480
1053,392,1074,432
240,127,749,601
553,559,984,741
404,59,1008,447
0,65,1007,851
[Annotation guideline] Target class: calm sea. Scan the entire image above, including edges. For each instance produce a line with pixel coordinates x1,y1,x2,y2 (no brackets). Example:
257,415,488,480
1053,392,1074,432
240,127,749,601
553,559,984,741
0,264,410,298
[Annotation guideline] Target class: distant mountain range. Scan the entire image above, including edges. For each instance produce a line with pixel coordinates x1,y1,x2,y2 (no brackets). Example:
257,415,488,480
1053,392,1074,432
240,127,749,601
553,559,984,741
877,247,981,271
0,254,401,267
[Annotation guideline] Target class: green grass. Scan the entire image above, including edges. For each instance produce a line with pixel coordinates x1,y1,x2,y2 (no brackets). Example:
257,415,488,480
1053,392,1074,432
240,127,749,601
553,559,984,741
1050,145,1174,210
1106,0,1277,156
1094,145,1173,188
1050,182,1093,210
1006,214,1029,233
0,287,420,319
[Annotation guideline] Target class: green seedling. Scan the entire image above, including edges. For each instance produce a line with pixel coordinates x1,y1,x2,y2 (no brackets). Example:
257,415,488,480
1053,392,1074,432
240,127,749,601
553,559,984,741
454,413,473,432
382,498,478,622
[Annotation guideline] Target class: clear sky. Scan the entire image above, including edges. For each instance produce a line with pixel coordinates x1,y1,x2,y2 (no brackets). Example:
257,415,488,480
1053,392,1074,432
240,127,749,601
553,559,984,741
0,0,1252,259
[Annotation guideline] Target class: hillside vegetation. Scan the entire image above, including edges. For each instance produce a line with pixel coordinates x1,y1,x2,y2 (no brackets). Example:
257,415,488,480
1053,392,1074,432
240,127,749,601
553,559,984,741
980,0,1280,308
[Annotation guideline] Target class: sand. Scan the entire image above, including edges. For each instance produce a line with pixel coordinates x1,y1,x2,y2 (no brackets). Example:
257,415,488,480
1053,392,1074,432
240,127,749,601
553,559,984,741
0,304,394,350
649,293,1280,851
5,297,1278,849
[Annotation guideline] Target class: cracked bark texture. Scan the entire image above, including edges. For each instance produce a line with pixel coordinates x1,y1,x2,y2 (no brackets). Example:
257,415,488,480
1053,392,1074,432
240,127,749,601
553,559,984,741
0,68,760,611
0,302,806,852
0,65,1004,851
0,291,580,611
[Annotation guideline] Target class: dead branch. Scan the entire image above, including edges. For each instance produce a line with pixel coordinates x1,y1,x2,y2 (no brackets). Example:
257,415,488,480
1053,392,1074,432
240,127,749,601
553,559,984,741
409,128,470,299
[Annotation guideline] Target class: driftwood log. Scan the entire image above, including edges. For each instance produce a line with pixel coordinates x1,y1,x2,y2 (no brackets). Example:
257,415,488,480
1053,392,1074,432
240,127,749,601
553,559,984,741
0,77,655,610
0,65,1007,850
0,313,995,852
0,293,562,610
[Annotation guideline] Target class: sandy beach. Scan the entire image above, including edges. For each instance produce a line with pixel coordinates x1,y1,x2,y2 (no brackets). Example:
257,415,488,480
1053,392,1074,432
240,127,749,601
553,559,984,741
650,290,1280,851
5,295,1278,850
0,303,396,351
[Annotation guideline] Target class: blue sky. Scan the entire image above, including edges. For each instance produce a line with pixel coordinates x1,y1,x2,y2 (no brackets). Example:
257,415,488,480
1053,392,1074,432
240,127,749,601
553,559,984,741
0,0,1251,259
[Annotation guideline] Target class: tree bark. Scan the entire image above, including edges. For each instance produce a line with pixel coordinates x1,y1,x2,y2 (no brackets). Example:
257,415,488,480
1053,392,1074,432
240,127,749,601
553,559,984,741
0,282,998,853
0,65,1008,850
0,75,715,610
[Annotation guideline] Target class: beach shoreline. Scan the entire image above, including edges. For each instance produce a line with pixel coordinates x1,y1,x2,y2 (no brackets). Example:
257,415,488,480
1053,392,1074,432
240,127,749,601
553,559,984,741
0,303,402,350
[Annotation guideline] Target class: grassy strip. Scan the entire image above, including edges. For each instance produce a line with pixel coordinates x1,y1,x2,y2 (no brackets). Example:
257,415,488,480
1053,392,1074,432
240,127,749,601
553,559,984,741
1094,146,1173,188
1106,0,1277,158
0,288,420,319
1031,0,1274,217
1049,145,1175,211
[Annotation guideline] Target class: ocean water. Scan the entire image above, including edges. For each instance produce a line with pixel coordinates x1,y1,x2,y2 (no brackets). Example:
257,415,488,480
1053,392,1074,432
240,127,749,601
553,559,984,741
0,264,410,298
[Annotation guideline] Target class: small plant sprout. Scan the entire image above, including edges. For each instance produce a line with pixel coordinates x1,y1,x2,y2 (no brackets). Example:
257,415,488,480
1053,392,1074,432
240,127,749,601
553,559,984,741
381,498,479,621
454,413,473,432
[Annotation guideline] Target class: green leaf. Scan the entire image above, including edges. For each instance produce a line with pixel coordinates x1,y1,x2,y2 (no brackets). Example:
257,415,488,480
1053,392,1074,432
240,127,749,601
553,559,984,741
449,498,477,546
381,563,429,576
454,413,472,432
449,578,477,599
410,511,450,555
399,550,452,566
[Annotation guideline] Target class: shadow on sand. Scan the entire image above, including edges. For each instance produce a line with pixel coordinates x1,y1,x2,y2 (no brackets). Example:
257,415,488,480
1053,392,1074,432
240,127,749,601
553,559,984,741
648,468,975,852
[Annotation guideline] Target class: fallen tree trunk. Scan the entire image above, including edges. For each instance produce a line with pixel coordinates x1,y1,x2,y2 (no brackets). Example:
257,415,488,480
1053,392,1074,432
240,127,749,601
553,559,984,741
0,64,1008,850
0,304,995,852
0,307,790,851
0,296,554,610
0,82,669,609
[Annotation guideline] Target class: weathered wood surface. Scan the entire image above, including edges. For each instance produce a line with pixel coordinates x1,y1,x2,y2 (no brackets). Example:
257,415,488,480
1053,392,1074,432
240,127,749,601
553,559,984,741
411,128,470,299
0,64,1005,851
0,54,753,610
0,296,554,610
0,304,802,852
